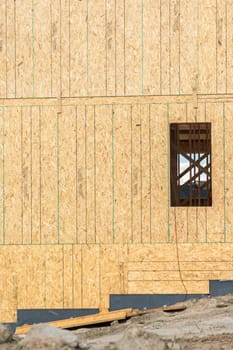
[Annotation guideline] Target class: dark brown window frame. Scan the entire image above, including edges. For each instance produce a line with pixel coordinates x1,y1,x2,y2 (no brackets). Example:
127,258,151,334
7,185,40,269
170,122,212,207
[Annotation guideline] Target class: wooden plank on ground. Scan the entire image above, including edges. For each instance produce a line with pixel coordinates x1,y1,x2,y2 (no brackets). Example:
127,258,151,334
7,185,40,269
15,304,186,335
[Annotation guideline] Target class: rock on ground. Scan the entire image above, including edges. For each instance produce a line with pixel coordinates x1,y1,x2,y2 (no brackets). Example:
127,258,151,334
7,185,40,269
17,324,80,350
0,325,13,344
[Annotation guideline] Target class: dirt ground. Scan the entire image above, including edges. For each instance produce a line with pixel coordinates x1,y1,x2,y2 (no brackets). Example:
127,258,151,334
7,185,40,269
74,294,233,349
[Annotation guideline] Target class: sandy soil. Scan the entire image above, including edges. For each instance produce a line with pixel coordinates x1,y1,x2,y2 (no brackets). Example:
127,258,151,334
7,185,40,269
74,294,233,349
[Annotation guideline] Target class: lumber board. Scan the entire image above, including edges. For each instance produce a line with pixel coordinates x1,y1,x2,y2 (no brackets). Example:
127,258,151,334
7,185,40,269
15,305,186,335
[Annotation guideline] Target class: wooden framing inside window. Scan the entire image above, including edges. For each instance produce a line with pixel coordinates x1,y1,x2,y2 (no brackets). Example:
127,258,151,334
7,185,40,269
170,123,212,207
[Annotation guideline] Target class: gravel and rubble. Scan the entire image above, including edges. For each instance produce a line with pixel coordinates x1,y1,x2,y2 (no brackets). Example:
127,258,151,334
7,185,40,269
2,294,233,349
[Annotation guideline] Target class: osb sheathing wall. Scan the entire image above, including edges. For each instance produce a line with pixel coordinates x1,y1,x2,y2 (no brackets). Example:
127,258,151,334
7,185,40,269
0,99,233,322
0,0,232,97
0,0,233,323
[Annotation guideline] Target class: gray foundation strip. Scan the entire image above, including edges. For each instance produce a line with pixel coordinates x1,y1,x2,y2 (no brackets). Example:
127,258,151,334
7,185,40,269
6,280,233,332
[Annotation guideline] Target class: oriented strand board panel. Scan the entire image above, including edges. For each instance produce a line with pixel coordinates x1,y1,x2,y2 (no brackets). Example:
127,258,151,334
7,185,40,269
150,104,168,243
180,0,197,94
216,0,227,93
170,0,180,95
33,0,51,97
160,0,170,95
179,243,233,262
95,105,113,243
0,108,3,244
82,245,100,308
141,104,151,243
51,0,61,97
2,1,233,97
206,103,224,242
198,0,217,93
195,103,207,242
115,0,125,95
31,106,41,244
15,0,32,97
44,246,63,308
6,0,16,98
15,246,30,308
114,104,132,243
86,105,96,243
61,0,70,97
125,0,142,95
73,245,82,308
106,0,116,96
100,245,121,309
40,106,58,244
59,106,76,244
0,0,6,97
70,0,86,96
143,0,160,95
22,106,32,244
88,0,106,96
0,247,17,322
131,104,142,243
25,246,46,308
169,103,188,243
128,244,177,262
4,107,22,244
226,1,233,92
63,245,74,308
225,103,233,242
128,280,209,294
76,105,87,243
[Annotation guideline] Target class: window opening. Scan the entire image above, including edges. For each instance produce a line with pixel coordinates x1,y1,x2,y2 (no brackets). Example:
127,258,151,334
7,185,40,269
170,122,212,207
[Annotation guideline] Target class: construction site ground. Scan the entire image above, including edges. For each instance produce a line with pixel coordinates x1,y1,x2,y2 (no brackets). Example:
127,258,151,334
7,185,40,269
2,294,233,349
